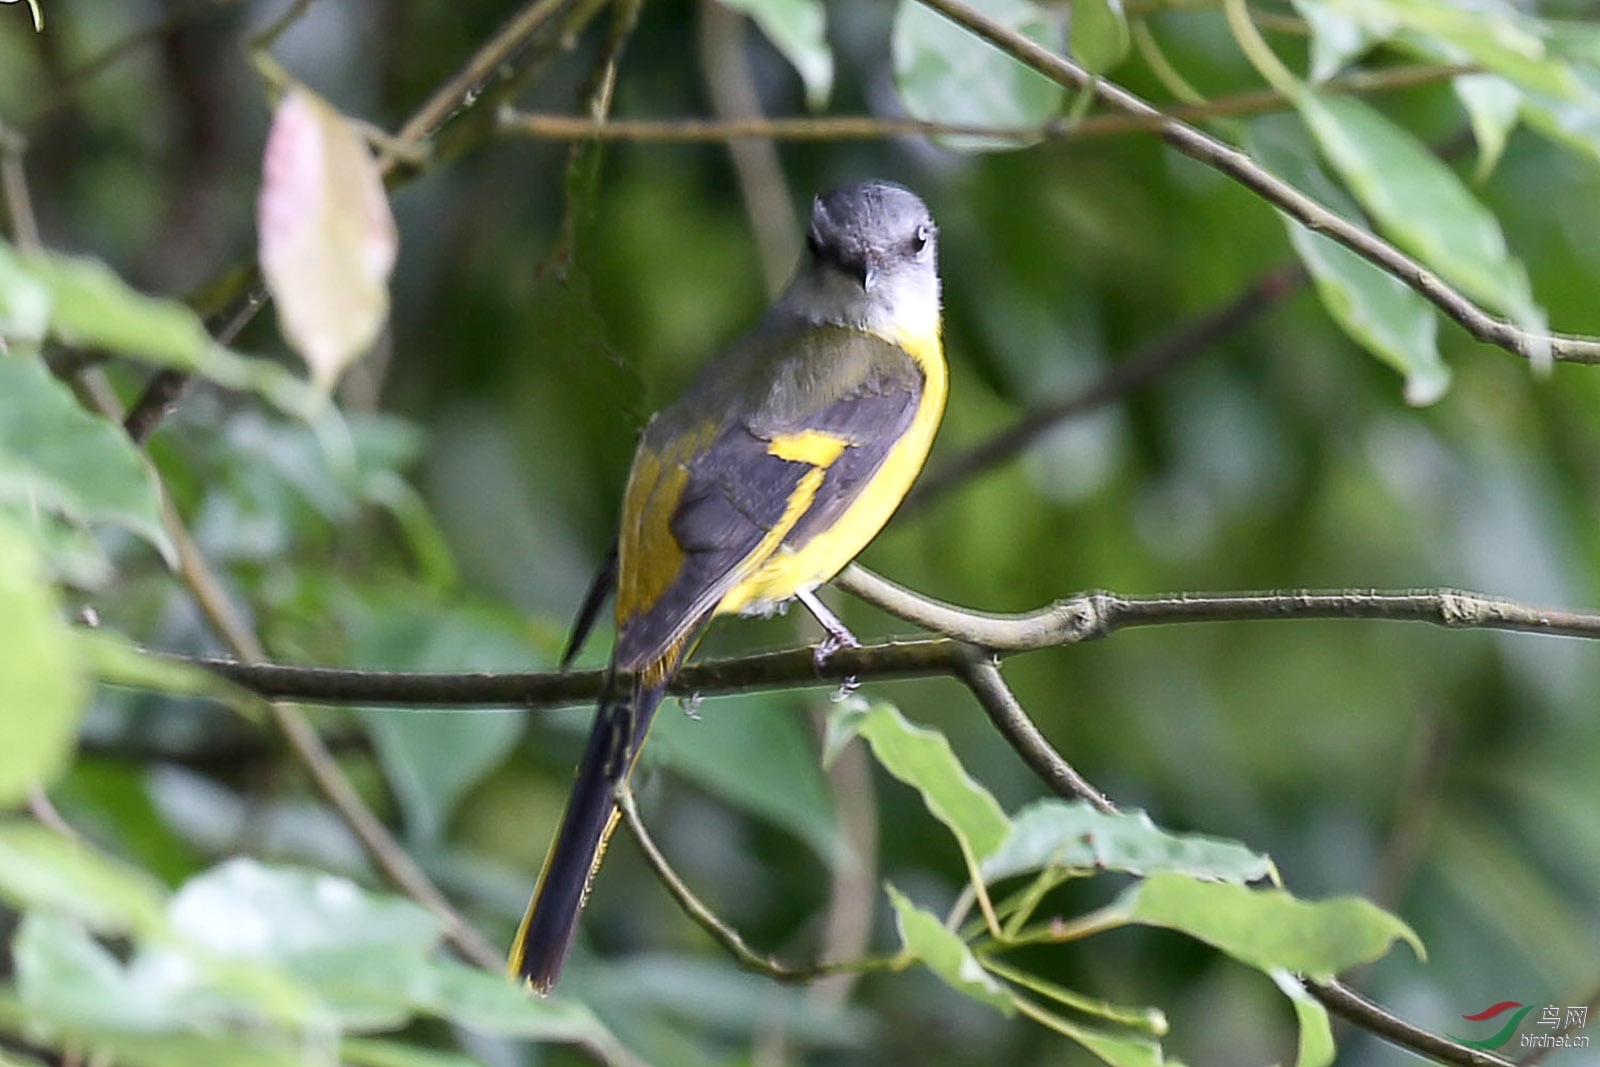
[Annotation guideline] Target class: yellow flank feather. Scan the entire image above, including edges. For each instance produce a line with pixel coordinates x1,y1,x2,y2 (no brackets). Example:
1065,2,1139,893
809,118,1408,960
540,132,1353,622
615,424,714,626
718,327,946,615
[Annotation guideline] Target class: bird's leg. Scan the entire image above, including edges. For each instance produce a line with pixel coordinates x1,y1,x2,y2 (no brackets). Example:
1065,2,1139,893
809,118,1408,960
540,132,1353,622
796,587,860,697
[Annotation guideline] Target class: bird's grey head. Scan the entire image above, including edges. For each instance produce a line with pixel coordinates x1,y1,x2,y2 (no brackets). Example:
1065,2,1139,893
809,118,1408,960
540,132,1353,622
778,181,941,339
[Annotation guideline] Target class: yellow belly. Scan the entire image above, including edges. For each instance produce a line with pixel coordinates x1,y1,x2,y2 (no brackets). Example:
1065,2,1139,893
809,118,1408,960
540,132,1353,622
715,326,947,616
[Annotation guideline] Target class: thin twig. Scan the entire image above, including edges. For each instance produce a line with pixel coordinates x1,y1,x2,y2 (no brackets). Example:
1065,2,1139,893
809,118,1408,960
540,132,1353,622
905,262,1308,512
912,0,1600,365
496,61,1469,145
615,784,901,983
698,0,797,295
955,656,1115,813
388,0,576,163
0,119,41,251
1309,980,1517,1067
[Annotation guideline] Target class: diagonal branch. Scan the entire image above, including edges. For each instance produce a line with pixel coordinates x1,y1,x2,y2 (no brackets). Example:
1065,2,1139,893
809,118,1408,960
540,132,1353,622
913,0,1600,365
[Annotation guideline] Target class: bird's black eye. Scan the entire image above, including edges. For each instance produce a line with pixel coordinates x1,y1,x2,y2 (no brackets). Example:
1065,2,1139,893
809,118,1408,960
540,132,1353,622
910,223,931,254
805,229,823,257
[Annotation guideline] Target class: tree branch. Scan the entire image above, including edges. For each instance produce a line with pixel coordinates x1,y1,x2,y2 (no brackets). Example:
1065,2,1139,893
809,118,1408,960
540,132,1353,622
495,62,1470,144
955,655,1114,813
1309,980,1516,1067
168,579,1600,709
912,0,1600,365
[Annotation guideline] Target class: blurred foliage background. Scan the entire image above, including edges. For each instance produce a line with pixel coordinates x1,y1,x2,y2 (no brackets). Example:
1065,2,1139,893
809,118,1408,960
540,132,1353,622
3,0,1600,1064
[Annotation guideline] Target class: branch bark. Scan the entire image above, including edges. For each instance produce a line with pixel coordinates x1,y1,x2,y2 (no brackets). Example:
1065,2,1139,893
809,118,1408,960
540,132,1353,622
912,0,1600,365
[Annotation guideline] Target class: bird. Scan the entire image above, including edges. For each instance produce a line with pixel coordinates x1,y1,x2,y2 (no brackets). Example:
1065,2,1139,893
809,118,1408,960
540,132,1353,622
509,180,946,993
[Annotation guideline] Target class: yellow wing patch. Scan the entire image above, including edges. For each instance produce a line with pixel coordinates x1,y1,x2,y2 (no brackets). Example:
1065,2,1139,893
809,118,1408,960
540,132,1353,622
766,428,851,466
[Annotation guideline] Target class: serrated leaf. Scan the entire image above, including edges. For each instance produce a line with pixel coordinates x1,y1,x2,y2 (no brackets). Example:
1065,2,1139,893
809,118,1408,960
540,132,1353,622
828,700,1010,861
0,356,174,563
718,0,833,110
259,86,398,389
887,884,1014,1014
893,0,1066,151
0,518,88,807
1273,969,1336,1067
1071,0,1130,74
0,821,169,935
980,800,1276,885
1248,117,1448,404
1111,871,1424,981
1298,92,1542,336
1454,73,1523,182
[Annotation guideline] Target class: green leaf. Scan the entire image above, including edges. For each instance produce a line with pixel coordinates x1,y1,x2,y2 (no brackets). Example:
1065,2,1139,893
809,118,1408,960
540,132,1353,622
1289,0,1375,81
16,247,215,365
0,356,174,563
167,859,445,1031
0,970,306,1067
1316,0,1584,99
1070,0,1130,75
0,821,169,936
0,240,326,420
1297,92,1543,333
341,1037,485,1067
0,518,88,807
651,694,836,861
1018,999,1173,1067
893,0,1066,151
887,884,1014,1014
1273,969,1336,1067
1454,73,1524,182
718,0,833,109
1247,117,1448,404
1111,871,1424,981
0,241,50,342
168,858,443,960
412,957,620,1043
827,699,1010,861
14,913,309,1036
979,799,1277,885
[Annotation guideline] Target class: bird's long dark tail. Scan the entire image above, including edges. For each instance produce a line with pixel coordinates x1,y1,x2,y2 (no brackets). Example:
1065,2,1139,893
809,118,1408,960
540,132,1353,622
509,677,667,992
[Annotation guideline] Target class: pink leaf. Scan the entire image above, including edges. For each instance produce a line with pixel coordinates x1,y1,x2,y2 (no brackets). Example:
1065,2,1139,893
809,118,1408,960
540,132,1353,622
258,87,398,389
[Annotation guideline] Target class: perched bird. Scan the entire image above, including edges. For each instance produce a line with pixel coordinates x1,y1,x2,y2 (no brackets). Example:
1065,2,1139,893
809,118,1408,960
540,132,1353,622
510,180,946,992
